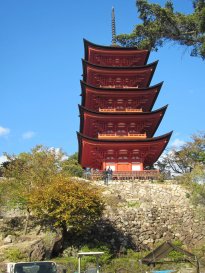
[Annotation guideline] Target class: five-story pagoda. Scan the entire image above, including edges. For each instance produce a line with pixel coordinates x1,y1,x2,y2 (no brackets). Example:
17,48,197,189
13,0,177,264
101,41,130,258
77,11,172,174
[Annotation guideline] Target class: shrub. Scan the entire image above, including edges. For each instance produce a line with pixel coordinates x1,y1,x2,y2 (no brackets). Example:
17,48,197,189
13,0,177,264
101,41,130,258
3,247,26,262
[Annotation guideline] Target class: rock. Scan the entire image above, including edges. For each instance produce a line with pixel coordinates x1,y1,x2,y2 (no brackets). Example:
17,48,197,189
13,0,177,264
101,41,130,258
29,239,46,261
3,235,13,244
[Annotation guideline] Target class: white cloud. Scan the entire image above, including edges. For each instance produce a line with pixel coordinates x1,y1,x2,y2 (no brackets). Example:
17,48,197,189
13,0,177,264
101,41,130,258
171,138,186,149
22,131,36,140
0,155,8,164
0,126,10,137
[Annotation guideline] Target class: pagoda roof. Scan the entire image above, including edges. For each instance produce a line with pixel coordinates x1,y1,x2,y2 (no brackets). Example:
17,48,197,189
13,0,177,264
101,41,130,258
80,80,163,93
84,39,150,66
84,39,150,53
79,104,167,117
82,58,158,71
82,59,158,88
80,80,162,112
77,131,172,169
79,104,168,138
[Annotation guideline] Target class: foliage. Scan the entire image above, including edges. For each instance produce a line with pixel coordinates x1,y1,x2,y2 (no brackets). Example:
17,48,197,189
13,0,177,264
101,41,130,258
79,245,112,267
61,152,83,177
0,145,103,234
116,0,205,59
127,200,140,208
54,248,150,273
176,164,205,211
167,240,185,261
1,145,66,209
28,175,104,232
157,132,205,175
156,132,205,210
103,250,149,273
0,161,10,177
182,167,205,207
3,247,26,262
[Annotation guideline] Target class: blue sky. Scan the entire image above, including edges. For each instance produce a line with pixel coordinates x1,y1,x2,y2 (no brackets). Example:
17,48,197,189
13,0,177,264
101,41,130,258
0,0,204,162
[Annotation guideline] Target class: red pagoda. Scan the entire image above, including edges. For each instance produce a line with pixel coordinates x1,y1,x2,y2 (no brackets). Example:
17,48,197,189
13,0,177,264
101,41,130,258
77,39,172,173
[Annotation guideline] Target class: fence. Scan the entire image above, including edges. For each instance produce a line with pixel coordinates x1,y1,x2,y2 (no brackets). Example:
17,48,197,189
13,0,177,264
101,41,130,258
84,170,159,181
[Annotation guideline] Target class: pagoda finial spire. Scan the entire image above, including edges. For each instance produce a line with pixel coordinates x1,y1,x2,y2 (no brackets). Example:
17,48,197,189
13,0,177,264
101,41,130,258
111,7,117,45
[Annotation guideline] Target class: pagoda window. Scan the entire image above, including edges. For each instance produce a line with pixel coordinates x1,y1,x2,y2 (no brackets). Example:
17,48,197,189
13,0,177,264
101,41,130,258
107,122,114,128
116,102,124,110
127,99,133,104
106,130,114,134
116,106,124,111
108,99,113,106
117,123,126,133
119,149,128,155
116,130,126,135
117,122,126,127
106,156,115,160
106,121,114,134
107,149,114,155
128,123,136,133
115,58,120,64
116,99,124,104
129,129,137,134
132,156,140,160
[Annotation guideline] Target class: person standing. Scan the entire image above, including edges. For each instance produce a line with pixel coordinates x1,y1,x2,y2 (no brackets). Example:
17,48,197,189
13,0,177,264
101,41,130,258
103,168,109,185
107,166,113,182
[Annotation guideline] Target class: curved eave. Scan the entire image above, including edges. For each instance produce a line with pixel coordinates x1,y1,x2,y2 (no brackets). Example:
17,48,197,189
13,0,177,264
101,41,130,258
82,59,158,88
80,80,162,111
79,104,168,137
80,80,163,93
82,58,158,71
82,59,158,86
78,131,172,143
83,39,150,64
77,131,173,167
79,104,168,117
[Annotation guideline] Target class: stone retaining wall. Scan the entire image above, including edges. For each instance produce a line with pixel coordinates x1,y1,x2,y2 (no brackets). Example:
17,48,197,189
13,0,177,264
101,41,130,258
98,180,205,249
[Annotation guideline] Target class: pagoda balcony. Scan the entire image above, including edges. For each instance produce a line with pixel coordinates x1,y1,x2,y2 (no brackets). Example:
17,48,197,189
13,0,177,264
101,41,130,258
99,108,143,113
100,85,139,89
98,133,147,139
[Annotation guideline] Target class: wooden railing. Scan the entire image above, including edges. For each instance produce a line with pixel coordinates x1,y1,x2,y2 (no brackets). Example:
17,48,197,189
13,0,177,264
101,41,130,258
99,85,139,89
99,108,142,113
98,133,147,139
86,170,159,181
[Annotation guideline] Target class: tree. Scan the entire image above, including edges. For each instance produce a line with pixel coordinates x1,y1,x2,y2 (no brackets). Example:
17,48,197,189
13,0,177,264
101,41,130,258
62,152,83,177
156,132,205,175
1,145,67,234
116,0,205,59
0,161,10,177
28,174,104,234
0,145,104,235
0,145,86,233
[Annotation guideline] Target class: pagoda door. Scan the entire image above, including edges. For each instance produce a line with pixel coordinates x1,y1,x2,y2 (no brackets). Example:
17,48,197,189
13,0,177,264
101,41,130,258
117,163,131,171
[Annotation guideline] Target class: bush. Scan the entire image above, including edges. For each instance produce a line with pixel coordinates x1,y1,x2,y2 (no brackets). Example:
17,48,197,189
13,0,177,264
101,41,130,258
3,247,26,262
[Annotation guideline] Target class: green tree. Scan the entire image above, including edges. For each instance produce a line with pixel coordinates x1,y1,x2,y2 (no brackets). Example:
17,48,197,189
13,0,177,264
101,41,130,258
116,0,205,59
157,132,205,174
1,145,67,234
62,152,83,177
0,145,103,235
28,174,104,234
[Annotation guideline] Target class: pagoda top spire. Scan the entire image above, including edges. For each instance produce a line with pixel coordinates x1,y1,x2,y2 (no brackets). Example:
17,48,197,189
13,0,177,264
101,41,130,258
111,7,117,46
